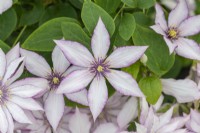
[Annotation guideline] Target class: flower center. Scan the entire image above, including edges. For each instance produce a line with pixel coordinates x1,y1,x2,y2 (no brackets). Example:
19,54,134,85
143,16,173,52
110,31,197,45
168,28,178,39
52,77,60,85
97,65,104,72
90,59,110,77
48,73,63,90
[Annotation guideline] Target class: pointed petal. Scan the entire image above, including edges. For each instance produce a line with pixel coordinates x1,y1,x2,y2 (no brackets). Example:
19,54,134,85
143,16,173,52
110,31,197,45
135,123,147,133
0,48,6,79
44,91,64,130
150,25,166,35
155,4,168,31
190,109,200,125
3,107,14,133
175,38,200,60
57,69,95,94
163,37,177,54
88,76,108,121
117,97,138,129
69,108,91,133
153,94,164,111
106,70,144,97
6,101,32,124
179,15,200,36
20,49,51,78
106,46,148,68
2,57,24,84
144,107,155,131
0,106,8,133
65,89,88,106
10,85,45,98
63,65,84,77
93,123,118,133
54,40,94,67
6,43,20,66
168,0,188,27
9,95,43,111
52,46,70,74
91,17,110,59
139,98,149,124
162,78,200,103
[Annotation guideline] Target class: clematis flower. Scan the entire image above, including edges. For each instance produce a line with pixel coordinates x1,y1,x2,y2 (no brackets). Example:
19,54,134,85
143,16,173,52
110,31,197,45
161,78,200,103
20,46,89,130
136,99,189,133
0,44,44,133
0,0,12,14
186,109,200,133
151,0,200,60
161,0,195,15
54,17,148,120
14,107,73,133
93,97,138,133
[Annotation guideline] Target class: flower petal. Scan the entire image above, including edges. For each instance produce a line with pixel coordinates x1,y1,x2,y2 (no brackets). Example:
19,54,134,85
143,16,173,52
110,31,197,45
175,38,200,60
179,15,200,36
62,65,84,77
150,25,166,35
93,123,118,133
65,89,88,106
0,48,6,79
20,49,51,78
139,98,149,124
0,106,8,133
10,85,45,98
2,57,24,84
91,17,110,59
52,46,70,74
162,78,200,103
155,4,168,31
0,0,12,14
54,40,94,67
106,70,144,97
6,101,32,124
57,69,95,94
168,0,188,27
135,123,147,133
6,43,20,66
106,46,148,68
9,95,43,111
3,107,14,133
117,97,138,129
153,94,164,111
88,76,108,121
163,37,177,54
69,108,91,133
44,91,64,131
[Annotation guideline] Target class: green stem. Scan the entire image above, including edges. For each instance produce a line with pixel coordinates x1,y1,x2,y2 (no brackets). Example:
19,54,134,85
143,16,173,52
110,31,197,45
13,25,27,47
113,4,125,21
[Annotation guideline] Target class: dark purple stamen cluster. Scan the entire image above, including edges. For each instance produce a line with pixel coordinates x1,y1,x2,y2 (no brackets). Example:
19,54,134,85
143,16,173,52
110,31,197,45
90,59,110,77
47,72,63,90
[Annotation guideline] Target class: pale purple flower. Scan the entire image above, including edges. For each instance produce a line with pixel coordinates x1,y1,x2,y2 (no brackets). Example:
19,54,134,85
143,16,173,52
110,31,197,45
93,97,138,133
0,0,12,14
15,107,73,133
161,0,195,15
136,99,189,133
151,0,200,60
20,46,89,130
161,78,200,103
0,44,44,133
54,18,148,120
186,109,200,133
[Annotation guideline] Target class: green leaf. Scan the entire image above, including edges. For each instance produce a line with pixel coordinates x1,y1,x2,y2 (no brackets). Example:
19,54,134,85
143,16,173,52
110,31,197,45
0,9,17,41
39,3,77,25
22,17,78,52
0,40,11,53
119,13,136,40
139,76,162,104
132,25,175,76
137,0,155,9
133,12,153,27
94,0,121,14
121,0,137,8
122,61,140,79
69,0,84,9
81,1,115,36
61,22,91,49
19,2,45,26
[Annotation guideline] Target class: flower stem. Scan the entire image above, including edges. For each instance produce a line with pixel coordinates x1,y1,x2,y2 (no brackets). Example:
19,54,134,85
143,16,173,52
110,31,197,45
13,25,27,47
113,4,125,21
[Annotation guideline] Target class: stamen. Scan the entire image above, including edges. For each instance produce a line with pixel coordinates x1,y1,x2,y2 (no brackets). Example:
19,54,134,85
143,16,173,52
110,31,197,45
97,65,104,72
52,77,60,84
168,28,178,39
0,90,2,98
